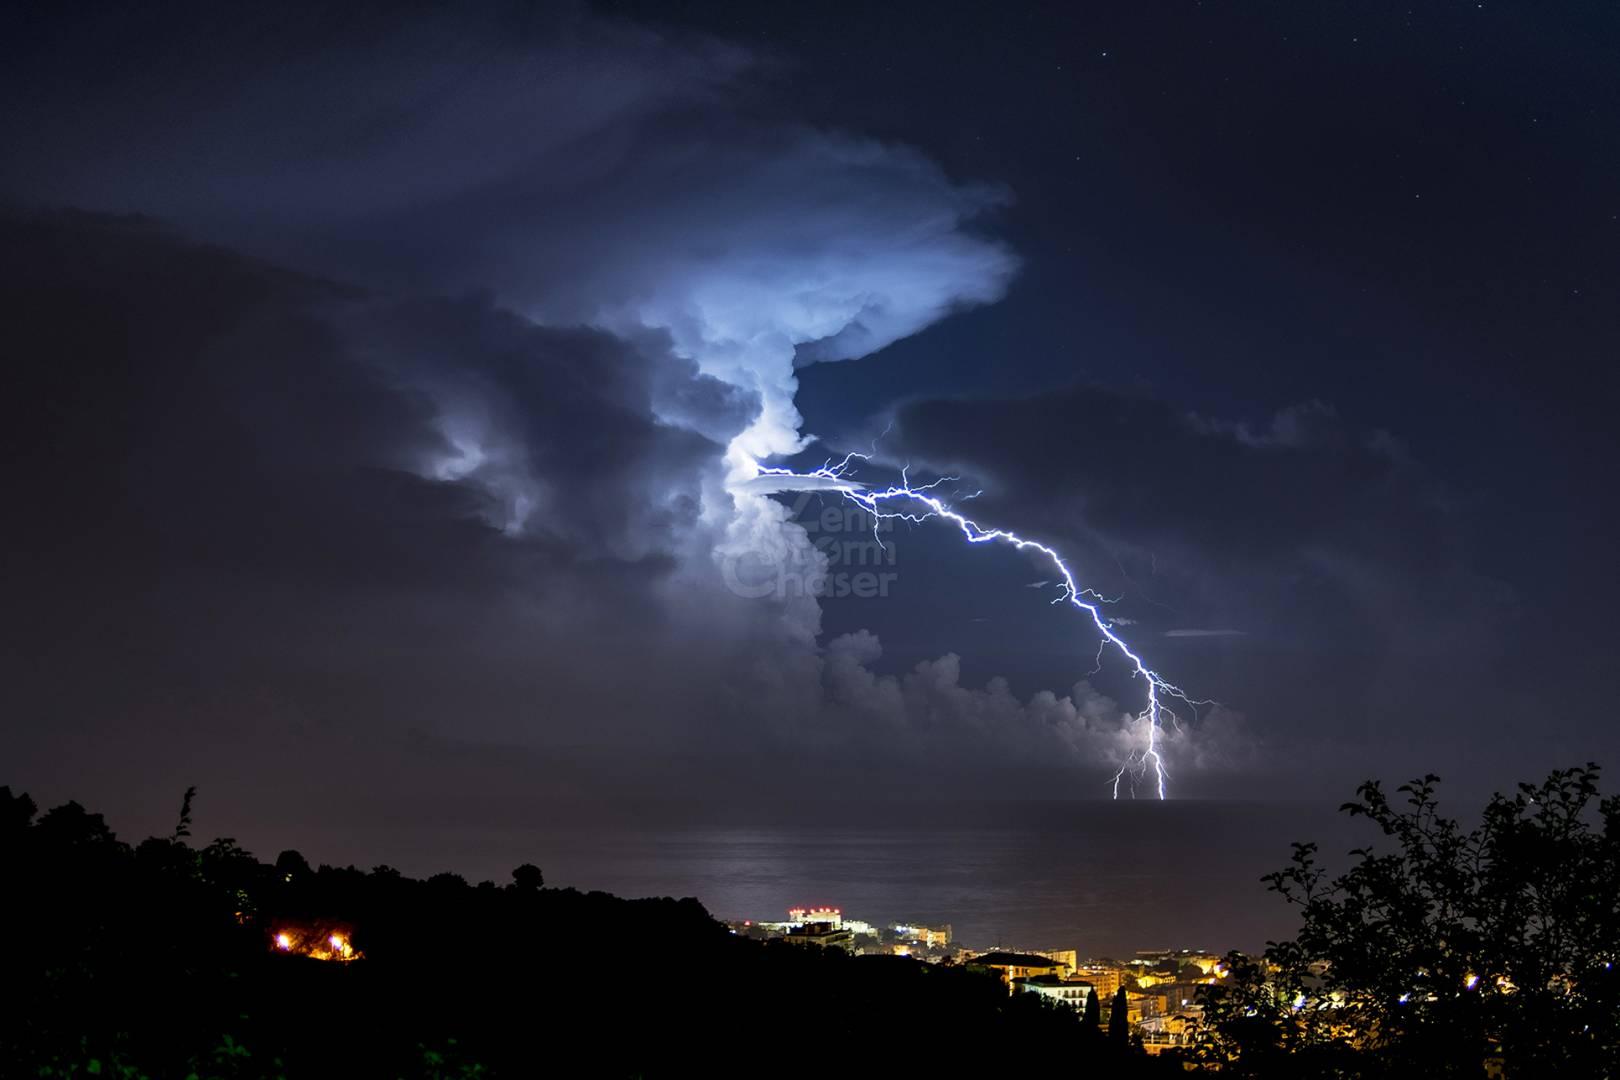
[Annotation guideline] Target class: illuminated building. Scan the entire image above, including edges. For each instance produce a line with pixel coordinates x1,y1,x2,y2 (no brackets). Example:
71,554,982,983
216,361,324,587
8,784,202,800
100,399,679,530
787,906,843,929
892,923,952,948
781,922,854,951
1182,953,1223,977
1136,981,1208,1019
1134,948,1221,978
1072,964,1128,998
1139,1011,1201,1056
972,951,1070,985
1030,948,1077,974
1124,990,1161,1023
748,907,876,944
1013,975,1094,1012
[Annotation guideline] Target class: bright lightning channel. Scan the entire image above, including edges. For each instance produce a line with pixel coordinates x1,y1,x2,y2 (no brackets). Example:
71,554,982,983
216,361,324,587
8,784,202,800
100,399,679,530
756,451,1206,799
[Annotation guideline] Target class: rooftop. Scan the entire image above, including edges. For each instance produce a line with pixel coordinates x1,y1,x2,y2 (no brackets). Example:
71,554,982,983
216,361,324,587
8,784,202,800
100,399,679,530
974,951,1064,968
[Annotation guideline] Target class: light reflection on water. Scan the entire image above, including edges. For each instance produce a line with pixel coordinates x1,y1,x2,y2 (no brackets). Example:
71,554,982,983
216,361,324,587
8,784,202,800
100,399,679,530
372,800,1364,956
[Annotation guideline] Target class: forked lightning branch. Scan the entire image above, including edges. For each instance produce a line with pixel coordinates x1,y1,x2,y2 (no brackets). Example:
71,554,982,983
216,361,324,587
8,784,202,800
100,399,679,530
756,451,1209,799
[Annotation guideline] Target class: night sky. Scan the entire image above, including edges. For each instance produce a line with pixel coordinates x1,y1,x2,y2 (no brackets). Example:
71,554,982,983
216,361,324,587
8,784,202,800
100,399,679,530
4,0,1618,852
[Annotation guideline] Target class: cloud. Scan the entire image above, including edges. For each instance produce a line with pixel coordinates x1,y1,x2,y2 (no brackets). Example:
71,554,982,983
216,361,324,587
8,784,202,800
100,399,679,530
1163,629,1248,638
805,630,1252,792
1,210,787,770
9,8,1300,804
882,384,1517,657
4,212,1231,800
0,0,1041,805
0,1,1019,689
0,4,1017,472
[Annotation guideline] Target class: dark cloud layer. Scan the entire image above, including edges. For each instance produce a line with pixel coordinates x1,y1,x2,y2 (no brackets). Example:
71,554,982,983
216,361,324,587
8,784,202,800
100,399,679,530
4,206,1246,826
0,2,1015,465
4,212,727,586
885,387,1514,655
5,0,1615,842
1,213,737,746
0,2,1024,822
762,382,1547,797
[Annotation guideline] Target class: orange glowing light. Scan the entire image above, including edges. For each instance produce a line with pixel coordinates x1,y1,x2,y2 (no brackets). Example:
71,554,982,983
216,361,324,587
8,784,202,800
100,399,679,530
270,925,361,962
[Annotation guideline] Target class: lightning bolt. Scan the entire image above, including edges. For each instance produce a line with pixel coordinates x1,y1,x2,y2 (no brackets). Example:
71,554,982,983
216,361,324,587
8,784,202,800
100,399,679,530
755,451,1206,799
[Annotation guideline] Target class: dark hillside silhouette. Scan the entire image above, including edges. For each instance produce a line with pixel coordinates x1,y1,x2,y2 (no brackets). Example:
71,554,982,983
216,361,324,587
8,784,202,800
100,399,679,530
0,785,1168,1077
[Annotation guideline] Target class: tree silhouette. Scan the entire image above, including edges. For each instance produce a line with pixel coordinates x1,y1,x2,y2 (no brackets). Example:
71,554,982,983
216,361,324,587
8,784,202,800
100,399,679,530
171,785,197,841
1,785,37,833
1196,765,1620,1077
1083,983,1101,1031
1109,985,1130,1045
274,849,312,882
510,863,544,891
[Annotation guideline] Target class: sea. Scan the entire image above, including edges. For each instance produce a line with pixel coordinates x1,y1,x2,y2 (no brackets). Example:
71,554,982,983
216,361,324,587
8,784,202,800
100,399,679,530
325,799,1365,957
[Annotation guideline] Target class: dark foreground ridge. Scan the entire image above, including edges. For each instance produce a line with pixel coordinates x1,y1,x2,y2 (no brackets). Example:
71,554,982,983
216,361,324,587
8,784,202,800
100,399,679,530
1,786,1170,1078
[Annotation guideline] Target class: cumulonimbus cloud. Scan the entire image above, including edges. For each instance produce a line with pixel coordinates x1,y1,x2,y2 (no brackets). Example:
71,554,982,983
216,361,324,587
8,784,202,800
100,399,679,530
4,5,1258,797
